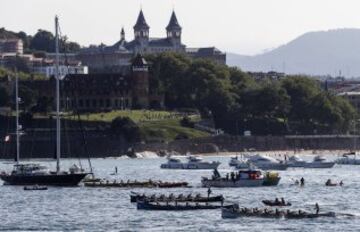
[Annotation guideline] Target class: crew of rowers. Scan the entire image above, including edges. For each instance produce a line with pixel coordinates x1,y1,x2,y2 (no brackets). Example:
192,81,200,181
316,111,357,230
325,179,343,186
274,198,286,205
294,177,343,187
231,202,321,217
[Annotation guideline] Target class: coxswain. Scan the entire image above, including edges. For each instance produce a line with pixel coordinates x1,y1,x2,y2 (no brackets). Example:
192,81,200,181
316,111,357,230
230,172,235,181
325,179,331,186
340,180,344,186
315,203,320,214
281,198,285,205
300,177,305,186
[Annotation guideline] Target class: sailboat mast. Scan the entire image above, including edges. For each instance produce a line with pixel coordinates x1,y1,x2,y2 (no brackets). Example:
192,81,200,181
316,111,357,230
15,71,19,164
55,16,61,173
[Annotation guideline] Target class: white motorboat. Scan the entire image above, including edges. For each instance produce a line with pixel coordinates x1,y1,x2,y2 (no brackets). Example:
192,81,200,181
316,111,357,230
247,154,288,170
229,156,241,166
304,155,335,168
201,169,264,187
160,156,184,169
183,155,221,169
160,155,220,169
286,155,307,168
229,156,250,169
335,152,360,165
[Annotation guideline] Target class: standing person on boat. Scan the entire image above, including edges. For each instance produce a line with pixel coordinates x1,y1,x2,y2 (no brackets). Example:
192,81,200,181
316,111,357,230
281,198,286,205
340,180,344,186
300,177,305,186
230,172,235,181
207,187,212,198
315,203,320,214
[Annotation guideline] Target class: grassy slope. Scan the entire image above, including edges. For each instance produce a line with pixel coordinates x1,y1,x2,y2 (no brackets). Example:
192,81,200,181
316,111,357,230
65,110,209,142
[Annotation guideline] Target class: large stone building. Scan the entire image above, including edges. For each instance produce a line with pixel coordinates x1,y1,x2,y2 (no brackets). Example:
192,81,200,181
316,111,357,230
57,54,161,111
78,10,226,72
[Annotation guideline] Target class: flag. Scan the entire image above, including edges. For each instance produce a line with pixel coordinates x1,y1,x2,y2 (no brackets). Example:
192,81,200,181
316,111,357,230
4,135,10,142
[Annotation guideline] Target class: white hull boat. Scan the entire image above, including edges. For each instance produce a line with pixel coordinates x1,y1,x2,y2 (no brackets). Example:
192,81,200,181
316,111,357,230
304,156,335,169
201,169,264,188
160,155,220,170
335,153,360,165
286,155,307,168
247,155,288,170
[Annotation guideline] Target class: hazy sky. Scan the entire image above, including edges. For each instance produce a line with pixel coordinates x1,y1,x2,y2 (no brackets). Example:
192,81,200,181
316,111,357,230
2,0,360,55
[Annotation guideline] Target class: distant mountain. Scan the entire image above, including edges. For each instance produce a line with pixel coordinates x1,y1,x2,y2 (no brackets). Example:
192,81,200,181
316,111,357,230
227,29,360,77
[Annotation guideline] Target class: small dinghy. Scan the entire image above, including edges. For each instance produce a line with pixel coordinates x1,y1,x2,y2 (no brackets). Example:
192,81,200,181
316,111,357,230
24,185,48,191
262,200,291,207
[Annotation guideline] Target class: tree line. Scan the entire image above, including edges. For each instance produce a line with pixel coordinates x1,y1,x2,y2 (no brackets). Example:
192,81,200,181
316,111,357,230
146,52,356,135
0,27,81,54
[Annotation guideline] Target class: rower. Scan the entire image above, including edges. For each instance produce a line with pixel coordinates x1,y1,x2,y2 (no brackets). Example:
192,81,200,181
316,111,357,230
315,203,320,214
281,198,285,205
207,187,212,198
340,180,344,186
325,179,331,186
275,198,280,204
300,177,305,186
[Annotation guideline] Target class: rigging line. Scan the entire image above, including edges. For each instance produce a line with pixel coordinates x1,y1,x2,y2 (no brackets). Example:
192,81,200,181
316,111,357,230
59,22,94,176
58,24,83,168
2,105,11,159
71,77,94,176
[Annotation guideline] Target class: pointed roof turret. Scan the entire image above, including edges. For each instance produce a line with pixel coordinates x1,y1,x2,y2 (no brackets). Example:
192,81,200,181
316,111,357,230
134,10,149,30
121,27,125,40
166,11,181,30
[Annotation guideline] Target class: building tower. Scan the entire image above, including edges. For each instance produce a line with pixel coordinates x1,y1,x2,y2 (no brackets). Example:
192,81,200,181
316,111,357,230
166,11,182,48
133,10,149,51
132,53,149,108
120,27,125,41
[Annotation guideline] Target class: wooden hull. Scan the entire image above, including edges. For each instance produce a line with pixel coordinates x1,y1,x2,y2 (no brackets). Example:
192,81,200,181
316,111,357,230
137,201,231,210
130,194,224,203
262,200,291,206
222,208,335,219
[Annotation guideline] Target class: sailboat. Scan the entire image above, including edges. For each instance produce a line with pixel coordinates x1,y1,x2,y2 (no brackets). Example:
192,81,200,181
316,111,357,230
0,16,89,186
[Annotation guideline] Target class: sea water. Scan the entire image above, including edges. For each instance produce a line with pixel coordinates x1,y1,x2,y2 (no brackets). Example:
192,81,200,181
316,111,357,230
0,155,358,231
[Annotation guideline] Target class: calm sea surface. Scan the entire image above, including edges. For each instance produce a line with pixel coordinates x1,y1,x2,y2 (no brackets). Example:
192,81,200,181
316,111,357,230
0,155,359,232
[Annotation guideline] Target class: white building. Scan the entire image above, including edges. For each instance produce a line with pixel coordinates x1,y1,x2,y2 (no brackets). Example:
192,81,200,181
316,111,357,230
33,65,88,78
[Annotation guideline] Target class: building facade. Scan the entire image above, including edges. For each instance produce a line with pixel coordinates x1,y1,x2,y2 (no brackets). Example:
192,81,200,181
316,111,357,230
0,39,23,54
78,10,226,72
60,54,161,111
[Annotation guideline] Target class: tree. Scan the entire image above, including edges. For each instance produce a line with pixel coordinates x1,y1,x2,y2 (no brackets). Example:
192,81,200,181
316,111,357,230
18,85,37,111
30,30,55,52
0,86,10,107
110,117,141,142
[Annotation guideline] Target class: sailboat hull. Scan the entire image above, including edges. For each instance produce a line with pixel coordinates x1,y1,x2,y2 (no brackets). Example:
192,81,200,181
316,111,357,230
0,173,88,186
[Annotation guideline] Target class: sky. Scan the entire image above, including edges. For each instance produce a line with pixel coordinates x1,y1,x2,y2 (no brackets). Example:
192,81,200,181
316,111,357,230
2,0,360,55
